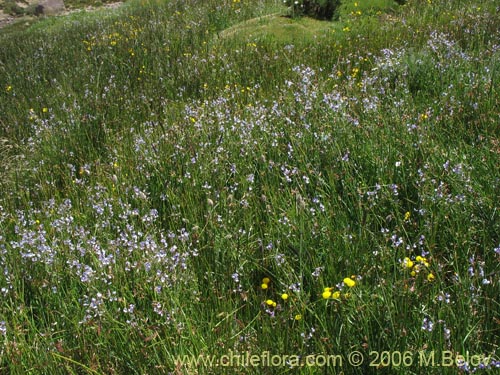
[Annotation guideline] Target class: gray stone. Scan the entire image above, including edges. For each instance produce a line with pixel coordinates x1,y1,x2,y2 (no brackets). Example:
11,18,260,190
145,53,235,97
37,0,65,15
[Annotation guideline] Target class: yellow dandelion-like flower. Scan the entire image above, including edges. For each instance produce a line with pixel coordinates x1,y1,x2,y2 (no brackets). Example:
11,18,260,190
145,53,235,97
404,211,411,221
262,277,270,285
294,314,302,321
412,264,421,275
42,107,48,113
281,293,289,301
415,256,430,267
343,277,356,288
261,283,268,290
265,299,274,306
403,257,414,269
6,85,12,92
322,290,332,299
332,291,341,299
427,273,435,282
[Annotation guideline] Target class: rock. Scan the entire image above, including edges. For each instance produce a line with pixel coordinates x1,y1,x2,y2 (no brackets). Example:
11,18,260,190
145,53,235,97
36,0,65,15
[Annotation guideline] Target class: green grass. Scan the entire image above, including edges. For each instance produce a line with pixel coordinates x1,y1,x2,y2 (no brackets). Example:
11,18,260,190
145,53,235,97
0,0,499,373
218,14,341,44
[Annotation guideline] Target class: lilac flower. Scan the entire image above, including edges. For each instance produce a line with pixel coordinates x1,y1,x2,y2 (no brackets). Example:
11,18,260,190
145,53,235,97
275,253,286,266
437,292,451,304
391,235,404,248
289,282,301,293
421,317,434,332
311,267,323,278
231,273,239,283
389,184,399,196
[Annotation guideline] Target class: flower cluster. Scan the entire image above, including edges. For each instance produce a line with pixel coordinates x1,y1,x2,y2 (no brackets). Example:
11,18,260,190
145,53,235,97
402,256,435,281
322,276,357,300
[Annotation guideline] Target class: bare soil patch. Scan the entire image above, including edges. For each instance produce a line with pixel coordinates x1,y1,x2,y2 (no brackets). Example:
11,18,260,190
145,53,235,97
0,0,123,29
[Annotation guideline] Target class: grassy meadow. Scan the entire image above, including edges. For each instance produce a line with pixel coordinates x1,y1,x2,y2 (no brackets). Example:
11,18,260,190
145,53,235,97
0,0,499,373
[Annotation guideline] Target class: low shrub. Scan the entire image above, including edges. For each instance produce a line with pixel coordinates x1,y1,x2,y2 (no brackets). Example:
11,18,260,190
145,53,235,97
3,0,25,16
284,0,341,20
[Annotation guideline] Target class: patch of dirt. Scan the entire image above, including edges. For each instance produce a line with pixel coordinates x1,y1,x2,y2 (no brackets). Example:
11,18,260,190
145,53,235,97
0,5,15,28
0,0,123,29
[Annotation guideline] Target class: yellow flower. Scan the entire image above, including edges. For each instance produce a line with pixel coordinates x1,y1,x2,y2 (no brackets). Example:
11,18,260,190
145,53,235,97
322,290,332,299
262,277,270,285
427,273,435,282
265,299,274,306
416,256,430,267
404,211,411,221
6,85,12,92
294,314,302,321
343,277,356,288
403,257,414,269
42,107,48,113
332,291,341,299
281,293,289,301
261,283,268,290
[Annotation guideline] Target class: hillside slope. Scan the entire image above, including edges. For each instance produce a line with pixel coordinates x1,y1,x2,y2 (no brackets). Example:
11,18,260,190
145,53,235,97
0,0,499,373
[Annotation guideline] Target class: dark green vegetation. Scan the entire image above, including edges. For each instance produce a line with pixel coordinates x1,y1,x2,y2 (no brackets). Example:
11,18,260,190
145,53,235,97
0,0,499,373
285,0,341,20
